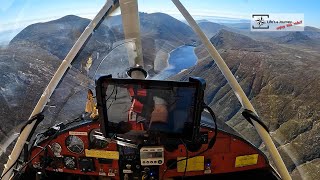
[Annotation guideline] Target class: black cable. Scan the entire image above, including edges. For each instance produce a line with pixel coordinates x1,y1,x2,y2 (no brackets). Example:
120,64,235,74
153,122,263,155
20,113,44,134
24,114,46,162
0,131,59,180
0,151,23,180
180,139,188,180
64,116,83,126
242,109,269,132
106,85,116,102
203,105,218,150
1,115,82,180
107,86,118,110
161,104,217,180
1,113,45,180
10,129,61,180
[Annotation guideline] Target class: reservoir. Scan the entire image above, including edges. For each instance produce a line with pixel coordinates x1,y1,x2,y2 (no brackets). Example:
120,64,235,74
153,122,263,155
152,45,197,80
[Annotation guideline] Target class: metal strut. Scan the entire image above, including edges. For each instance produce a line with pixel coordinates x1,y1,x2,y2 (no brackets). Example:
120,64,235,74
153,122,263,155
171,0,291,179
1,1,119,179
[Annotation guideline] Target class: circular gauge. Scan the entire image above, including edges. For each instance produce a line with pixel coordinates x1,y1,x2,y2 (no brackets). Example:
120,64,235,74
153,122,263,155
65,135,84,154
63,156,77,169
89,128,107,149
51,142,62,157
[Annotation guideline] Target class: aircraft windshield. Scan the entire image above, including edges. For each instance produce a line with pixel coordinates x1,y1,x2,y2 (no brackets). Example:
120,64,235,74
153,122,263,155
1,0,320,179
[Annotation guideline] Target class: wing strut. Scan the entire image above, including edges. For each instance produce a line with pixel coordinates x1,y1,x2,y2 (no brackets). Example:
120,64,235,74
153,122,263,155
1,1,120,179
119,0,146,79
171,0,291,179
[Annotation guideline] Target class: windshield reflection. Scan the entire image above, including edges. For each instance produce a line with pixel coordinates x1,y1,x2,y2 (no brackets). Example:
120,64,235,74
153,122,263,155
1,1,319,179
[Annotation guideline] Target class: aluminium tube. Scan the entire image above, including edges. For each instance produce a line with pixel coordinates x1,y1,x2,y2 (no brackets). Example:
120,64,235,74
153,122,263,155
171,0,291,179
119,0,144,68
1,1,119,179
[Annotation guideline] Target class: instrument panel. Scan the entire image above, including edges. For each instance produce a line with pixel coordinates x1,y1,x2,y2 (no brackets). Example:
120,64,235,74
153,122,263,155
29,120,272,180
65,135,85,154
30,121,120,178
89,128,108,149
50,142,62,157
63,156,77,170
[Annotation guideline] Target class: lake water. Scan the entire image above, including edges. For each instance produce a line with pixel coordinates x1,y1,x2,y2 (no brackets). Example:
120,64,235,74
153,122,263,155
152,45,197,80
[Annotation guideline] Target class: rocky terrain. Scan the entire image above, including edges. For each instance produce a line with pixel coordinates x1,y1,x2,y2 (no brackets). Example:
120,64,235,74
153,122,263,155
104,12,197,74
0,15,115,140
277,31,312,44
275,31,320,53
0,13,196,171
171,28,320,179
198,22,231,39
202,21,320,45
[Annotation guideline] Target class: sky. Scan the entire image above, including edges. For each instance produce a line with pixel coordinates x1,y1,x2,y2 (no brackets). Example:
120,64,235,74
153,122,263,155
0,0,319,33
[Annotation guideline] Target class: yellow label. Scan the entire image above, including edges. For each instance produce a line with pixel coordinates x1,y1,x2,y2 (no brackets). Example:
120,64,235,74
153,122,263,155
69,131,88,136
85,149,119,160
235,154,259,167
177,156,204,172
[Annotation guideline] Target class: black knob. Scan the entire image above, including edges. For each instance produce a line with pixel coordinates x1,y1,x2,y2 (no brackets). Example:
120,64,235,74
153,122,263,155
144,167,150,172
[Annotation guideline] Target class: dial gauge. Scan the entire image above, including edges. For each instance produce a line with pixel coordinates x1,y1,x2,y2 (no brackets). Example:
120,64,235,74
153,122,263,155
65,135,84,154
89,128,107,149
50,142,62,157
63,156,77,169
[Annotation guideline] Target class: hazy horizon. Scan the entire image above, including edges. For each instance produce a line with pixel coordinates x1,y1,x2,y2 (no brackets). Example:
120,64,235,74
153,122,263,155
1,0,319,33
1,11,319,46
0,12,253,45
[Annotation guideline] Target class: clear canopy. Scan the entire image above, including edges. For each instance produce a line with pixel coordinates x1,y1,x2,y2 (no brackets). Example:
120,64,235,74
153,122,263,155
1,0,320,179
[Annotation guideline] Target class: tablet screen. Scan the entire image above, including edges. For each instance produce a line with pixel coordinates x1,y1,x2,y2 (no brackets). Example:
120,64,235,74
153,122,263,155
96,77,202,139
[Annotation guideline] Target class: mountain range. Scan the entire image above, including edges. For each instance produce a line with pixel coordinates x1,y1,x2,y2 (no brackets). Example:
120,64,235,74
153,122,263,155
1,13,320,179
0,13,196,169
171,27,320,179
